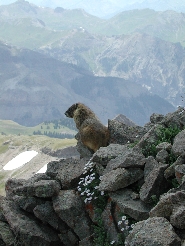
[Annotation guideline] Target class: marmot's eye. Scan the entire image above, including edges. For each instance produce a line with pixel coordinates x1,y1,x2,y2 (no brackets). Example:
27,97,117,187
75,103,78,109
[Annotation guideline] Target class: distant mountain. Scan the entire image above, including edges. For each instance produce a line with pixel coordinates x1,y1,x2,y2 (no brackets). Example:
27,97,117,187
38,31,185,107
1,3,185,48
0,41,174,126
124,0,185,13
0,0,185,18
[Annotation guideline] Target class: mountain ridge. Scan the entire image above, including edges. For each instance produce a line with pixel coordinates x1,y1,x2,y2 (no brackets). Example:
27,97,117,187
0,41,175,126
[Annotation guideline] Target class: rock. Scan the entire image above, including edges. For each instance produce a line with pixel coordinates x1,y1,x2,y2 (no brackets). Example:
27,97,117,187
170,206,185,230
5,178,26,199
59,231,78,246
156,149,169,163
175,164,185,184
156,142,172,152
150,113,164,124
0,196,6,222
0,221,15,246
42,146,80,159
137,124,163,149
1,199,60,246
164,155,185,179
144,156,159,180
53,190,92,240
108,119,145,145
140,164,169,203
150,191,185,229
125,217,181,246
13,195,44,213
13,179,61,198
161,108,185,129
33,201,64,230
98,168,144,192
149,192,174,219
104,148,146,174
110,189,153,221
75,132,93,158
92,144,129,165
79,235,94,246
172,130,185,156
46,158,87,189
101,201,119,242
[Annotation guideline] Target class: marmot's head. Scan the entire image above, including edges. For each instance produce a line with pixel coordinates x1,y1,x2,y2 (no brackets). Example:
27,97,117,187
65,103,78,118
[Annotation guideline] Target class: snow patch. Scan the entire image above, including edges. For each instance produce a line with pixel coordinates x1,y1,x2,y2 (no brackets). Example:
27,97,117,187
37,164,48,173
3,151,38,171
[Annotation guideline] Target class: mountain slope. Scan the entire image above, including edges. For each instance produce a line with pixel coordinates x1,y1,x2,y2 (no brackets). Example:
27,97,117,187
1,3,185,47
0,42,174,126
39,31,185,107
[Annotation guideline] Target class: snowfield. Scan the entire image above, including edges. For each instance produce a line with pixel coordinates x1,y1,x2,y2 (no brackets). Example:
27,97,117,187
3,151,38,170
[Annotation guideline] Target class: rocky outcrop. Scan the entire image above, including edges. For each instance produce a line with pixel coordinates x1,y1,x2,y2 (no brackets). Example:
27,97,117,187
0,108,185,245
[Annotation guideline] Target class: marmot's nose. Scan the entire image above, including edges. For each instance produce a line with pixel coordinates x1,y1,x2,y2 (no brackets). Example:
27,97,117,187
65,111,70,117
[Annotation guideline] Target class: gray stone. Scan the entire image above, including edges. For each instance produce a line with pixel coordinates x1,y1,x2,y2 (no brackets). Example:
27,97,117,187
137,124,163,149
47,158,87,189
13,179,61,198
0,221,15,246
108,119,145,145
104,148,146,174
161,108,185,129
110,189,153,221
1,199,60,246
156,149,169,163
59,231,79,246
76,138,93,158
164,155,185,179
79,235,94,246
156,142,172,152
150,191,185,229
0,197,6,222
33,201,64,230
53,190,92,240
172,130,185,156
140,164,169,203
175,164,185,184
125,217,181,246
101,201,119,242
170,206,185,229
92,144,129,165
5,174,52,198
98,168,144,192
150,192,174,219
150,113,164,124
144,156,159,181
13,195,44,213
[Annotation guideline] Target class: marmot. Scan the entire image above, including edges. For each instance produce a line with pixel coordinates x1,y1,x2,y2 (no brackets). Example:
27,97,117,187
65,103,110,152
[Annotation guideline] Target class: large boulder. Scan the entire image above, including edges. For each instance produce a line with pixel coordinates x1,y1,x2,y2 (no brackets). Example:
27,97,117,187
125,217,181,246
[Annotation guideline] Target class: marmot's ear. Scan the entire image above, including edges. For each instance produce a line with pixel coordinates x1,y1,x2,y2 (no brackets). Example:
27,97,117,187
75,103,79,109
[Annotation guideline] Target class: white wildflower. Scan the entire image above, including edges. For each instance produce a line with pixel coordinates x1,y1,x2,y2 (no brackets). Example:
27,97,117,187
110,240,115,244
122,216,126,221
124,220,129,225
101,191,104,195
118,221,122,225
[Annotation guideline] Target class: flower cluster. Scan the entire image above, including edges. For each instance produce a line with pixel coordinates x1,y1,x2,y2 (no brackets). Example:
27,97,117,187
117,216,135,237
77,158,107,208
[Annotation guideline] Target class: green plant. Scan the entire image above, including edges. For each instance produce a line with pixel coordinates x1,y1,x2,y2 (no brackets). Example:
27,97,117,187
157,126,181,144
151,195,159,206
142,125,181,162
77,159,127,245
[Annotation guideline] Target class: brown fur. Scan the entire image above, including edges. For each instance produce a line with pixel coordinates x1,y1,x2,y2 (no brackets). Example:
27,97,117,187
65,103,110,152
